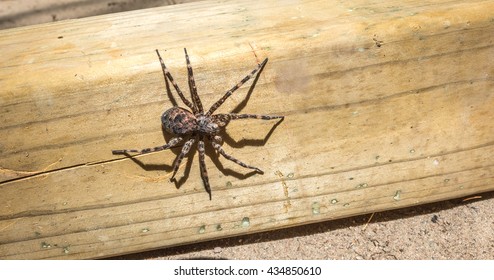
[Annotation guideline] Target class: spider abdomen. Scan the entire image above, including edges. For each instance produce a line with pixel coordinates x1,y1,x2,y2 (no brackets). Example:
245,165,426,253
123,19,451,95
161,107,197,135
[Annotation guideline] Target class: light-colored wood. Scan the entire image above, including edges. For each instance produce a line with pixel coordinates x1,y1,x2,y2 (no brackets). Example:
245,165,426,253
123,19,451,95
1,0,493,259
0,0,203,30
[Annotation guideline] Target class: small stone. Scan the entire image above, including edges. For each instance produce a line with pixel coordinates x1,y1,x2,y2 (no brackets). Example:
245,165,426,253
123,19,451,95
241,217,250,228
213,247,222,254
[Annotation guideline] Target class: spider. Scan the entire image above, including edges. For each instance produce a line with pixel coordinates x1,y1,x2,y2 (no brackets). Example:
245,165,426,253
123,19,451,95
112,48,284,199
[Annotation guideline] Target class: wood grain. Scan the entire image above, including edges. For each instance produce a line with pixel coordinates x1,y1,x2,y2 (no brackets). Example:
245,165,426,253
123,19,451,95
0,0,493,259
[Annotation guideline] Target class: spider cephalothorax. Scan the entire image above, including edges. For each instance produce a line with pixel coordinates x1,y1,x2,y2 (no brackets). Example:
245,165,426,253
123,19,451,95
112,48,284,199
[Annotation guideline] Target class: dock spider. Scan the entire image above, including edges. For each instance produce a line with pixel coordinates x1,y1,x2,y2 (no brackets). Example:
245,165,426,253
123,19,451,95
112,49,283,199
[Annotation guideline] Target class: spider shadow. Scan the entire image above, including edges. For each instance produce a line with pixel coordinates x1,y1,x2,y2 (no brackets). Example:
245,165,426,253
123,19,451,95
230,56,268,114
162,65,179,107
206,115,283,181
205,143,260,180
150,126,197,191
222,55,285,147
221,117,284,149
117,137,196,192
121,154,174,172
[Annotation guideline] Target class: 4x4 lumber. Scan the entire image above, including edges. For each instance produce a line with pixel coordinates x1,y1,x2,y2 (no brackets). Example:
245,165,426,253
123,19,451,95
0,0,493,259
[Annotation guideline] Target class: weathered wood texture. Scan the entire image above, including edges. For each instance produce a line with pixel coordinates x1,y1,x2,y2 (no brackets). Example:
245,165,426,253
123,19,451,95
1,0,493,259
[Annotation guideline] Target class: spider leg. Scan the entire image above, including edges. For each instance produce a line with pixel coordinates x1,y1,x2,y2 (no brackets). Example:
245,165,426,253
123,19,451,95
206,58,268,116
156,49,196,113
198,136,212,200
184,48,203,113
170,137,196,180
210,135,263,173
112,136,183,154
214,113,284,123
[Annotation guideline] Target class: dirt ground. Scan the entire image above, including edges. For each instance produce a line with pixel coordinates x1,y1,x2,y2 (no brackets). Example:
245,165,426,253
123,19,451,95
2,0,492,260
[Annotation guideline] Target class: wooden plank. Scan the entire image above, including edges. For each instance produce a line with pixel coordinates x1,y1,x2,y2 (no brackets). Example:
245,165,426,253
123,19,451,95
0,0,493,259
0,0,203,30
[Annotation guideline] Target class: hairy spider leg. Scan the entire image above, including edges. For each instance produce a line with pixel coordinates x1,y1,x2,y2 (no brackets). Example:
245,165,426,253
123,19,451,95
112,136,183,155
206,57,268,116
215,113,284,122
210,135,263,173
184,48,203,113
170,137,196,180
156,49,196,113
197,135,212,199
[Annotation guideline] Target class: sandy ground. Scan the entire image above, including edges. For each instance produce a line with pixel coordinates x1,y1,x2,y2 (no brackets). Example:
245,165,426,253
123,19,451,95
2,0,492,260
